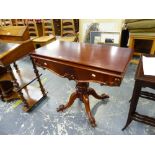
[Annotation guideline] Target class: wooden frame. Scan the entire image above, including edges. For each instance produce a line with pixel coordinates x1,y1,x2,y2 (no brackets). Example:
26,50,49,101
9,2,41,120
90,31,120,46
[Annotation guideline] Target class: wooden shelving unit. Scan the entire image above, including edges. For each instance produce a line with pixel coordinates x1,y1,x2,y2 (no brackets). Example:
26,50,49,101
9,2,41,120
0,59,47,111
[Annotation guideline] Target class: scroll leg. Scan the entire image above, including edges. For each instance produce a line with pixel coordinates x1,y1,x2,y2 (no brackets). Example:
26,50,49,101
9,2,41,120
57,91,78,112
88,88,109,100
82,94,96,127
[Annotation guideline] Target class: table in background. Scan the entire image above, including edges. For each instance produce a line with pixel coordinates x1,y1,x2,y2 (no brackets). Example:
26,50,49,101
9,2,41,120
0,26,30,43
0,41,47,111
31,41,133,127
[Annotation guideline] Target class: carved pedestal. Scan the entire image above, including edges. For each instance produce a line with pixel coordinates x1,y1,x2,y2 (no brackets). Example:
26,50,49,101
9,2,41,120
57,82,109,127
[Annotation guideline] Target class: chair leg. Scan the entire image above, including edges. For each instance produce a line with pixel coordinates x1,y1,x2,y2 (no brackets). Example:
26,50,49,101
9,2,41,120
122,81,142,130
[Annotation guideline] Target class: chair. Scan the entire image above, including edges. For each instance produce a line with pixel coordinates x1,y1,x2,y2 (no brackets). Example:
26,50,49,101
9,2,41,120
59,19,78,42
33,19,56,48
2,19,13,26
0,19,4,26
122,55,155,130
15,19,26,26
26,19,39,39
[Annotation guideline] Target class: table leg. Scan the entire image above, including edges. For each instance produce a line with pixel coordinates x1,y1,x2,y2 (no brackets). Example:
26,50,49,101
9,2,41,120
57,91,78,112
88,87,109,99
82,93,96,127
57,82,109,127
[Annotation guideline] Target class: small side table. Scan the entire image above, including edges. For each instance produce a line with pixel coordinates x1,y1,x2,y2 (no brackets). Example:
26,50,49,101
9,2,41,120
123,55,155,130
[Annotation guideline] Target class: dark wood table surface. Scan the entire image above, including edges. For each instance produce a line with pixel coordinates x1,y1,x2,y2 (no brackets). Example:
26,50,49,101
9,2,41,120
31,40,133,127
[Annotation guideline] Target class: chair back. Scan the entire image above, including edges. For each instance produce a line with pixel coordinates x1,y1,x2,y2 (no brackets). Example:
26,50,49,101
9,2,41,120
61,19,75,37
0,19,3,26
15,19,26,26
2,19,13,26
42,19,55,36
26,19,39,37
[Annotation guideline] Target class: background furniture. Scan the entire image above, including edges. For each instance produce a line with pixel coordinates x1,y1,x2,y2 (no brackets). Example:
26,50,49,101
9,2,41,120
124,19,155,64
129,34,155,64
53,19,79,36
0,26,30,43
1,19,13,26
31,40,133,127
123,55,155,130
33,19,56,48
59,19,78,42
0,40,47,111
26,19,39,39
15,19,26,26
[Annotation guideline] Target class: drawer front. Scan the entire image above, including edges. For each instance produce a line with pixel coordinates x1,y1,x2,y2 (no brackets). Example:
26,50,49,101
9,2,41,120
33,57,76,80
74,67,121,86
33,57,121,86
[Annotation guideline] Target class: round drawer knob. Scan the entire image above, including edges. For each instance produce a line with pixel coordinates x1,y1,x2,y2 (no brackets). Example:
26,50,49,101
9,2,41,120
44,62,47,66
91,73,96,77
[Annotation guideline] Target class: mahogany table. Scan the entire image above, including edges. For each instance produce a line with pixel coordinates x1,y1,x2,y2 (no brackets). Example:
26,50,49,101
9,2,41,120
0,26,30,43
0,40,47,111
31,41,133,127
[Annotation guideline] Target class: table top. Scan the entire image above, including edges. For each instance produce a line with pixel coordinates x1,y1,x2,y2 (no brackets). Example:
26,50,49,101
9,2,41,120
0,42,19,58
136,55,155,83
0,26,27,37
33,41,133,74
0,40,34,67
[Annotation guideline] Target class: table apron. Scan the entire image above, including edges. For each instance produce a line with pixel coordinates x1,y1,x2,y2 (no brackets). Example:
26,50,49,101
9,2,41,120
32,56,122,86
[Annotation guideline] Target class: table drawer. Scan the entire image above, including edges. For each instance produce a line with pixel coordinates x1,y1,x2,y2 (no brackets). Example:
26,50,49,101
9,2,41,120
33,57,76,80
33,57,121,86
73,67,121,86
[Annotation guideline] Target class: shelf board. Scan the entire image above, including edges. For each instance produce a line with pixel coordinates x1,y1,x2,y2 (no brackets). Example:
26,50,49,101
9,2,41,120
3,82,47,111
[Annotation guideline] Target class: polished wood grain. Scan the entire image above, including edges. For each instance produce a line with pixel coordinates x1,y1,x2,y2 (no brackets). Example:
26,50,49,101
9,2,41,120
0,26,30,42
32,41,133,85
31,40,133,126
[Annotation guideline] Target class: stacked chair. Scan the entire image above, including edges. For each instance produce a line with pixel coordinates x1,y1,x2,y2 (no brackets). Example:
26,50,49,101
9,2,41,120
15,19,26,26
59,19,78,42
1,19,13,26
26,19,56,48
33,19,56,47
